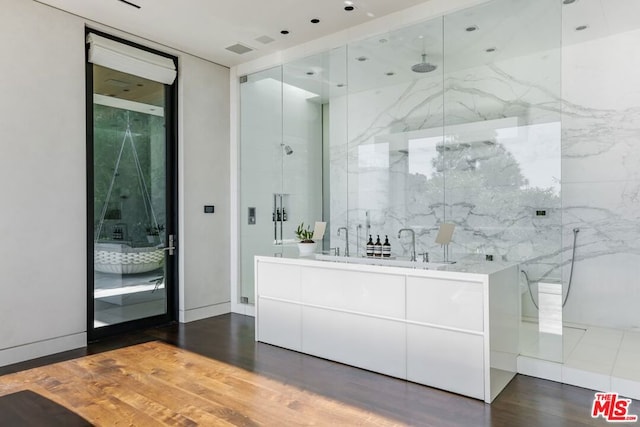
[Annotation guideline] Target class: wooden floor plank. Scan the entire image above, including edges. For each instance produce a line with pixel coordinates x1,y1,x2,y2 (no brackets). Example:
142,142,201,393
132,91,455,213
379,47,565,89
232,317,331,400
0,341,402,426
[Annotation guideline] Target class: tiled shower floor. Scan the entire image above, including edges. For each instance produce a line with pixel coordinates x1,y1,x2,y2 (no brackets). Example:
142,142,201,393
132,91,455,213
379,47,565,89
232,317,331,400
519,321,640,400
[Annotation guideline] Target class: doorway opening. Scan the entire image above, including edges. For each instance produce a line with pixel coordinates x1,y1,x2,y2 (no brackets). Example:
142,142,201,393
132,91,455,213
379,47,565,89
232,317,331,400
86,30,178,340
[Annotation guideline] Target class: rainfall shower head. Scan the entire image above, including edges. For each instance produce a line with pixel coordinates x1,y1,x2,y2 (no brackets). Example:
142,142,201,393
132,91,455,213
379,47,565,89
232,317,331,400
283,145,294,155
411,53,437,73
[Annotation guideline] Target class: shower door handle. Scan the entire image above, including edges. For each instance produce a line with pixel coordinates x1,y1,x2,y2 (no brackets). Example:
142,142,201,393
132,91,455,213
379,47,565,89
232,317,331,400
163,234,176,256
273,194,278,244
278,194,283,244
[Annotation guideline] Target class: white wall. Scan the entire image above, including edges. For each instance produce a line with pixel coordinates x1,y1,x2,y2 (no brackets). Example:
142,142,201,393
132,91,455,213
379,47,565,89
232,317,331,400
0,0,230,366
0,0,87,366
179,55,231,322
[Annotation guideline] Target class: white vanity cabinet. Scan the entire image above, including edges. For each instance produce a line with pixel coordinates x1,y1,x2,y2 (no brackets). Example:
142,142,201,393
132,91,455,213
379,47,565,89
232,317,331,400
300,267,406,378
255,261,302,351
405,276,485,399
254,256,519,403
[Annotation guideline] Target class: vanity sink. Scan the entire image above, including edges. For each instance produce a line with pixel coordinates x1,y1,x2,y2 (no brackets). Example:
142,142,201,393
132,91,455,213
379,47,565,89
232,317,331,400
314,254,447,270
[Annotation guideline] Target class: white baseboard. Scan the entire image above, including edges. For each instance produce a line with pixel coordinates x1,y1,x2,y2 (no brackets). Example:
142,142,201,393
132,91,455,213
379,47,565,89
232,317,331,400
179,302,231,323
0,332,86,368
231,302,255,317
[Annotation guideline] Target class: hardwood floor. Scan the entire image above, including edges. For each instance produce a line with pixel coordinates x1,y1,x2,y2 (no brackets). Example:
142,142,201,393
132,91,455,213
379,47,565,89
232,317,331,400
0,341,401,426
0,314,630,426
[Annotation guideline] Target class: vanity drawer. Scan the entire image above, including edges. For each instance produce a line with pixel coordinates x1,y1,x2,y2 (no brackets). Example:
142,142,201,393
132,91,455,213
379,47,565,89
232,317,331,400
300,266,405,319
406,276,484,332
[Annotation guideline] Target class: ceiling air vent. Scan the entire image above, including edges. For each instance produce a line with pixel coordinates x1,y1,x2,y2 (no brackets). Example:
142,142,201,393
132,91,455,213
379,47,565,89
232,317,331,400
255,35,275,45
225,43,254,55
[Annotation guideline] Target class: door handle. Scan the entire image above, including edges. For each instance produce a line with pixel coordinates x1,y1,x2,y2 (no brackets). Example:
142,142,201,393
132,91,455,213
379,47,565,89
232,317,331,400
163,234,176,256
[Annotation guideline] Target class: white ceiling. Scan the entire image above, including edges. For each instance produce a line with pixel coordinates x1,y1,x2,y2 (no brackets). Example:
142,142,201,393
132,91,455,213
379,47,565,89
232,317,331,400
34,0,640,78
35,0,432,67
278,0,640,101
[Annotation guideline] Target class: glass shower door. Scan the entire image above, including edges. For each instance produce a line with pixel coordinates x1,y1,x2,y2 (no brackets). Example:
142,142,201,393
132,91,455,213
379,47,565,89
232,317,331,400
239,66,284,304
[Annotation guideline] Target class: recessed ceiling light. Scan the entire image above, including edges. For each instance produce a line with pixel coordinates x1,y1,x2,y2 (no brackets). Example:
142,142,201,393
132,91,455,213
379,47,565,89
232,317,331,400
385,72,395,76
280,30,290,35
306,71,315,76
379,38,388,44
337,83,345,87
344,5,355,11
136,83,143,87
123,89,130,92
356,56,368,62
485,47,496,53
466,25,479,32
310,18,320,24
563,0,577,4
575,25,588,31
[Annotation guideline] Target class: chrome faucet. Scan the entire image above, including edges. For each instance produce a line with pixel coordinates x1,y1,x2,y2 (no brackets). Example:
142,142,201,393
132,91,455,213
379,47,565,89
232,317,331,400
337,227,349,257
398,228,416,261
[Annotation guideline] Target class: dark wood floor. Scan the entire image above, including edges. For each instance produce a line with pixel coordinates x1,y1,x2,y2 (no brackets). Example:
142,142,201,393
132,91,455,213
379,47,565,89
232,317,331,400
0,314,627,426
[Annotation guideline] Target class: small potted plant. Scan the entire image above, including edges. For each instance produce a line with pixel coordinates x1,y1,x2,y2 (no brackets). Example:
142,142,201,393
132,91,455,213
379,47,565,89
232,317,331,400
295,222,316,256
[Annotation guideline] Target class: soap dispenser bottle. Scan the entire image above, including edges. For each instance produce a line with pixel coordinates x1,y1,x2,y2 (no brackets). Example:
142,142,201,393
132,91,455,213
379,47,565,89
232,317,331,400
383,235,391,258
366,235,374,257
374,235,383,257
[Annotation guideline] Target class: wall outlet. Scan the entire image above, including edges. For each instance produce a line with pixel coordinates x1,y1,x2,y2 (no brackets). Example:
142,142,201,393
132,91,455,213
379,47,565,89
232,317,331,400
240,296,249,304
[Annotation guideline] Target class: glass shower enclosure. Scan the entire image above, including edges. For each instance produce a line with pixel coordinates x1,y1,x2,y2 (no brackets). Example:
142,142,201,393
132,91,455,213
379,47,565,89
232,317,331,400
239,0,563,364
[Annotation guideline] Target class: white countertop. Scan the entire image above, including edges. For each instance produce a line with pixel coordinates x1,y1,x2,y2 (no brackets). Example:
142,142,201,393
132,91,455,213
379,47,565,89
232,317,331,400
256,253,517,280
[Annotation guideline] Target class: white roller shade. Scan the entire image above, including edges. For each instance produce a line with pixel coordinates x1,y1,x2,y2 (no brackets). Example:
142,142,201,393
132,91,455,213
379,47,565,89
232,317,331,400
87,33,176,84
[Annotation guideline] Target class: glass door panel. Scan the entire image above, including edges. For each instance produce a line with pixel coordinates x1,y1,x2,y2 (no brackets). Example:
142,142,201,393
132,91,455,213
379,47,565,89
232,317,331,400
91,64,171,331
239,66,283,303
